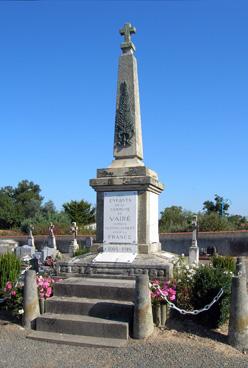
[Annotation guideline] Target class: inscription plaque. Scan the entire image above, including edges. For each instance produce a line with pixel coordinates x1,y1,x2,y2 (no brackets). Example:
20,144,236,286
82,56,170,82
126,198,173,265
103,191,138,248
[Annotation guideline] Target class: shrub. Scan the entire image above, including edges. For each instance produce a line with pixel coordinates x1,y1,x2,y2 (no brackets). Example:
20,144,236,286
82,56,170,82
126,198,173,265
211,255,235,273
190,265,232,328
172,257,232,328
173,256,196,311
1,281,24,319
0,253,21,289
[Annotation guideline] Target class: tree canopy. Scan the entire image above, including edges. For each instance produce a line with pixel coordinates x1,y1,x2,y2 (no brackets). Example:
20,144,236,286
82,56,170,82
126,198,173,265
63,200,95,225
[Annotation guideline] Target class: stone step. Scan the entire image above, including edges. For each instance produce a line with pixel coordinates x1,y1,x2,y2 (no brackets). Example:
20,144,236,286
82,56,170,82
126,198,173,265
27,330,127,348
36,313,129,339
46,296,134,323
53,277,135,302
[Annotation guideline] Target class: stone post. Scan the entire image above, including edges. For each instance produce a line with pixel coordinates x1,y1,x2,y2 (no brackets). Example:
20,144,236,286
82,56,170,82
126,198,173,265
23,270,40,329
133,274,154,339
189,215,199,265
228,257,248,351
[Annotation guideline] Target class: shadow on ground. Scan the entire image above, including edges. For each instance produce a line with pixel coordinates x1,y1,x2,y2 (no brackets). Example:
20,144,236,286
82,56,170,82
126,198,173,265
165,316,228,344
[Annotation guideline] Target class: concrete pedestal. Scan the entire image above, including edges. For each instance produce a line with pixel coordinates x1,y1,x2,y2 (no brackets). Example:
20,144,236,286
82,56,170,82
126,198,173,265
90,166,163,255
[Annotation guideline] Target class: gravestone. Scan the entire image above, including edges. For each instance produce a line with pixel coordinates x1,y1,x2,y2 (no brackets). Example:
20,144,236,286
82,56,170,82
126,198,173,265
85,236,94,248
15,244,35,259
47,223,57,249
68,222,79,254
41,246,57,262
189,215,199,265
90,23,164,262
0,239,18,254
27,224,35,248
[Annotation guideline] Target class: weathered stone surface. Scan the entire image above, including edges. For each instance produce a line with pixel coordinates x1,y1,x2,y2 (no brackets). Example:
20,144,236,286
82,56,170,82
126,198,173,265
89,24,164,256
0,239,18,254
111,51,143,166
133,274,154,339
57,253,173,279
23,270,40,329
228,257,248,351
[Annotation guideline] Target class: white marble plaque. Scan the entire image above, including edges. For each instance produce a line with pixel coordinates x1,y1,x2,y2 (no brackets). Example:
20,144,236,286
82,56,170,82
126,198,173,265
93,252,136,263
103,191,138,245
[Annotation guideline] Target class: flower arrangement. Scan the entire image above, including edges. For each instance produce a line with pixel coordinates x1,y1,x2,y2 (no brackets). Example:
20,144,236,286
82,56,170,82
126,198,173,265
36,276,62,299
150,279,176,305
2,281,24,319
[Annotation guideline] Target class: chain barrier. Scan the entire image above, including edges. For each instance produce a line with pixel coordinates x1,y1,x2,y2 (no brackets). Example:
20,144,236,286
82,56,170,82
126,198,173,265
149,283,224,315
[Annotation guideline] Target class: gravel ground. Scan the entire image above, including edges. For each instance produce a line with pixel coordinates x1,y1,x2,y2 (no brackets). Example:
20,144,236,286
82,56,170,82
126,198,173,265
1,319,248,368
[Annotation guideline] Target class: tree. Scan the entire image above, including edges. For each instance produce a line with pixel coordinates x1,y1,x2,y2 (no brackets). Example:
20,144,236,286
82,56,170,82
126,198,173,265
41,200,56,216
0,180,44,228
198,212,231,232
159,206,193,233
63,200,95,225
203,194,230,216
0,191,18,229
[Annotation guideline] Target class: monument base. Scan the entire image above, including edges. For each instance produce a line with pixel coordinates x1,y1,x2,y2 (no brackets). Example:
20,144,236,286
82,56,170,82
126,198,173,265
56,251,175,280
91,242,161,255
189,246,199,265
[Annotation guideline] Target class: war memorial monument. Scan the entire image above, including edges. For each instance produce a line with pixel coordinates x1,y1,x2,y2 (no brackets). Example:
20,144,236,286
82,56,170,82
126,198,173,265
57,23,173,279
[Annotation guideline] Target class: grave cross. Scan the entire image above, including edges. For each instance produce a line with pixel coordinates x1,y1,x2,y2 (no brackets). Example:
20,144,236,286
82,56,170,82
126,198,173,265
119,23,136,44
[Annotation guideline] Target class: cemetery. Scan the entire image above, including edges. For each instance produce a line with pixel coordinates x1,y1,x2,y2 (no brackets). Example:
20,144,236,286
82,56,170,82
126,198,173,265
0,19,248,368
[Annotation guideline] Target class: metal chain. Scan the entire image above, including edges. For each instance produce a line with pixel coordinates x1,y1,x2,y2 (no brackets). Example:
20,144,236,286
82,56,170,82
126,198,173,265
149,283,224,315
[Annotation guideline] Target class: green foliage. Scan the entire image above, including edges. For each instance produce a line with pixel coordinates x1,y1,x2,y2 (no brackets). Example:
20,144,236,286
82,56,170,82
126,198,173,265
160,196,248,233
0,191,19,228
73,247,90,257
198,212,232,232
172,256,195,310
173,258,232,328
228,215,248,230
0,180,44,229
191,265,232,328
0,253,21,289
20,211,71,235
63,200,95,226
211,255,235,273
203,194,230,216
159,206,194,233
2,283,24,320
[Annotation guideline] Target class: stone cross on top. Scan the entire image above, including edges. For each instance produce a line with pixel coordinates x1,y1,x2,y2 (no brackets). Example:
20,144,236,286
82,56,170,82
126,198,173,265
119,22,136,53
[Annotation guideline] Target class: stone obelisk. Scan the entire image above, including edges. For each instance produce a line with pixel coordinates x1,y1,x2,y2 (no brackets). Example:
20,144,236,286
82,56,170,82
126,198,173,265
90,23,164,257
110,23,143,169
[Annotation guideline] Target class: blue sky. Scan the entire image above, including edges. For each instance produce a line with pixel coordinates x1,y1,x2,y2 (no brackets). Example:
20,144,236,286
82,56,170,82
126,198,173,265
0,0,247,216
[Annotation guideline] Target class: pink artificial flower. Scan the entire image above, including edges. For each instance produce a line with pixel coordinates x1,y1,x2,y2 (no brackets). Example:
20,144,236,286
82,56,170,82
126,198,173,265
152,279,160,286
42,280,50,289
5,281,12,291
168,288,176,295
45,287,52,298
11,290,16,297
169,294,176,301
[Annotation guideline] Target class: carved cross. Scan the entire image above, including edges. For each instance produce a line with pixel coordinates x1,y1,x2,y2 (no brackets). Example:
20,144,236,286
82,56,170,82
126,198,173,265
119,23,136,44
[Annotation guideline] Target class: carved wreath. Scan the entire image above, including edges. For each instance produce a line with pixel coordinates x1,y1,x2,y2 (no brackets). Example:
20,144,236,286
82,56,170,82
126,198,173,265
114,81,134,148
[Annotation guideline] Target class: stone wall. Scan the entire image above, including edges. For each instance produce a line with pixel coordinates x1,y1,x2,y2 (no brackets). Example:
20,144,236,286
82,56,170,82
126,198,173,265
1,231,248,256
160,231,248,256
0,235,92,253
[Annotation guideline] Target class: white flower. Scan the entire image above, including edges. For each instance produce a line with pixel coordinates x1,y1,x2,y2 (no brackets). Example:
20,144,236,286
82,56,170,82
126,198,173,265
18,309,24,315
